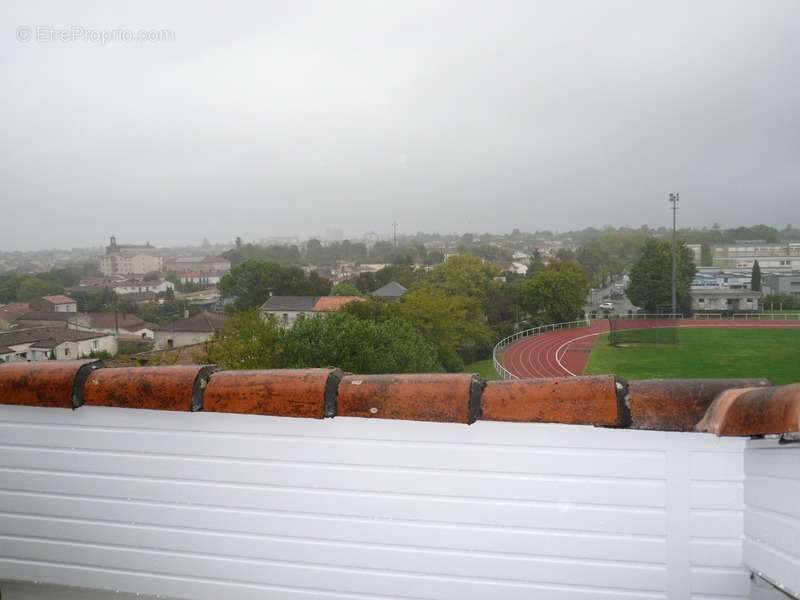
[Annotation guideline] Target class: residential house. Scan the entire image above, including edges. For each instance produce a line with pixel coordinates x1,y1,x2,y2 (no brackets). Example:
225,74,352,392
510,262,529,275
176,289,223,311
14,311,88,330
99,236,163,276
260,295,365,327
0,327,117,362
114,279,174,295
358,263,388,274
86,313,158,340
372,281,407,302
152,312,227,350
65,276,125,297
32,294,78,313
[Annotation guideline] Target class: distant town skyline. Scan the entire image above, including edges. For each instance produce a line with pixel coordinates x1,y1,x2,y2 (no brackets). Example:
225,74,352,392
2,221,799,254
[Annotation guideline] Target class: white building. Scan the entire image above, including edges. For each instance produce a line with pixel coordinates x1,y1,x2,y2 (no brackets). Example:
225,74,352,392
690,288,762,312
86,313,158,340
113,279,174,295
260,296,365,327
36,295,78,313
152,312,227,350
178,272,223,286
99,237,163,277
711,241,800,270
165,255,231,273
692,269,752,290
0,327,117,362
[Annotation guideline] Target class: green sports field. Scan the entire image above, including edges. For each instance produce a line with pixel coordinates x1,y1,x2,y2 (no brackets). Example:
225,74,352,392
585,328,800,384
465,358,501,380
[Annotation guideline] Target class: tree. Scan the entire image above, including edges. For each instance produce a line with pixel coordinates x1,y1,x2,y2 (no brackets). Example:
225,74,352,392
627,239,696,314
281,312,440,373
207,311,283,369
219,259,331,310
16,277,64,301
306,238,323,261
342,297,399,322
399,290,494,371
415,254,499,306
0,273,24,303
519,261,588,324
751,260,762,292
331,282,363,296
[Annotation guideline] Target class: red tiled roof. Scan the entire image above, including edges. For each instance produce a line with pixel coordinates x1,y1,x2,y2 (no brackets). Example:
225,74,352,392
312,296,366,312
41,295,76,304
0,362,796,437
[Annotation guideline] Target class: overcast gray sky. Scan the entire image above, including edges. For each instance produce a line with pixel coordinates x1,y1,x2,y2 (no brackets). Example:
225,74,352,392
1,1,798,250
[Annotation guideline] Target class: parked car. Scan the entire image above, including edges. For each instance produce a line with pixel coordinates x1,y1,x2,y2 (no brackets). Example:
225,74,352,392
599,302,615,311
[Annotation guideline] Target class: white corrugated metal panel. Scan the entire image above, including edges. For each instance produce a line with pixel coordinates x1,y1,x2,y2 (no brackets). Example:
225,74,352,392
744,439,800,597
0,405,747,600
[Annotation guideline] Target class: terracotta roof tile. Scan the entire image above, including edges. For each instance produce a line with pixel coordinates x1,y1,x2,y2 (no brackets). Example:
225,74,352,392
41,295,76,304
312,296,366,312
627,378,771,431
82,365,215,411
482,375,623,426
0,360,99,409
696,384,800,436
337,373,482,423
0,362,798,437
204,368,341,418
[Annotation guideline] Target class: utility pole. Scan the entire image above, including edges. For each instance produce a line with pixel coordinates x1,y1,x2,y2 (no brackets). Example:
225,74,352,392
669,193,679,315
392,220,398,250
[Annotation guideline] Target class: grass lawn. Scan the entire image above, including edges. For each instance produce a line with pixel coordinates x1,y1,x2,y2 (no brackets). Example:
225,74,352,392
465,358,501,380
585,328,800,384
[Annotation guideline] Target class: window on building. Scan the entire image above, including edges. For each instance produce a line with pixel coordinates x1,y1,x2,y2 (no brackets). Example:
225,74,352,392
167,339,174,348
64,346,70,357
93,340,99,349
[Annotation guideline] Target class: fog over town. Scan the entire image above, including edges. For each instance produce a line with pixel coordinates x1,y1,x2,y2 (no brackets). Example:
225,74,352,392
2,1,799,251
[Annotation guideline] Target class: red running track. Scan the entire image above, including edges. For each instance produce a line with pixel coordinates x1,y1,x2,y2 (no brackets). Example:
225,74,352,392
499,319,800,379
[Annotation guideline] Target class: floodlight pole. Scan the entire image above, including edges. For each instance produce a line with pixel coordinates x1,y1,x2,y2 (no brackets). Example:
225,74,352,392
669,193,679,315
